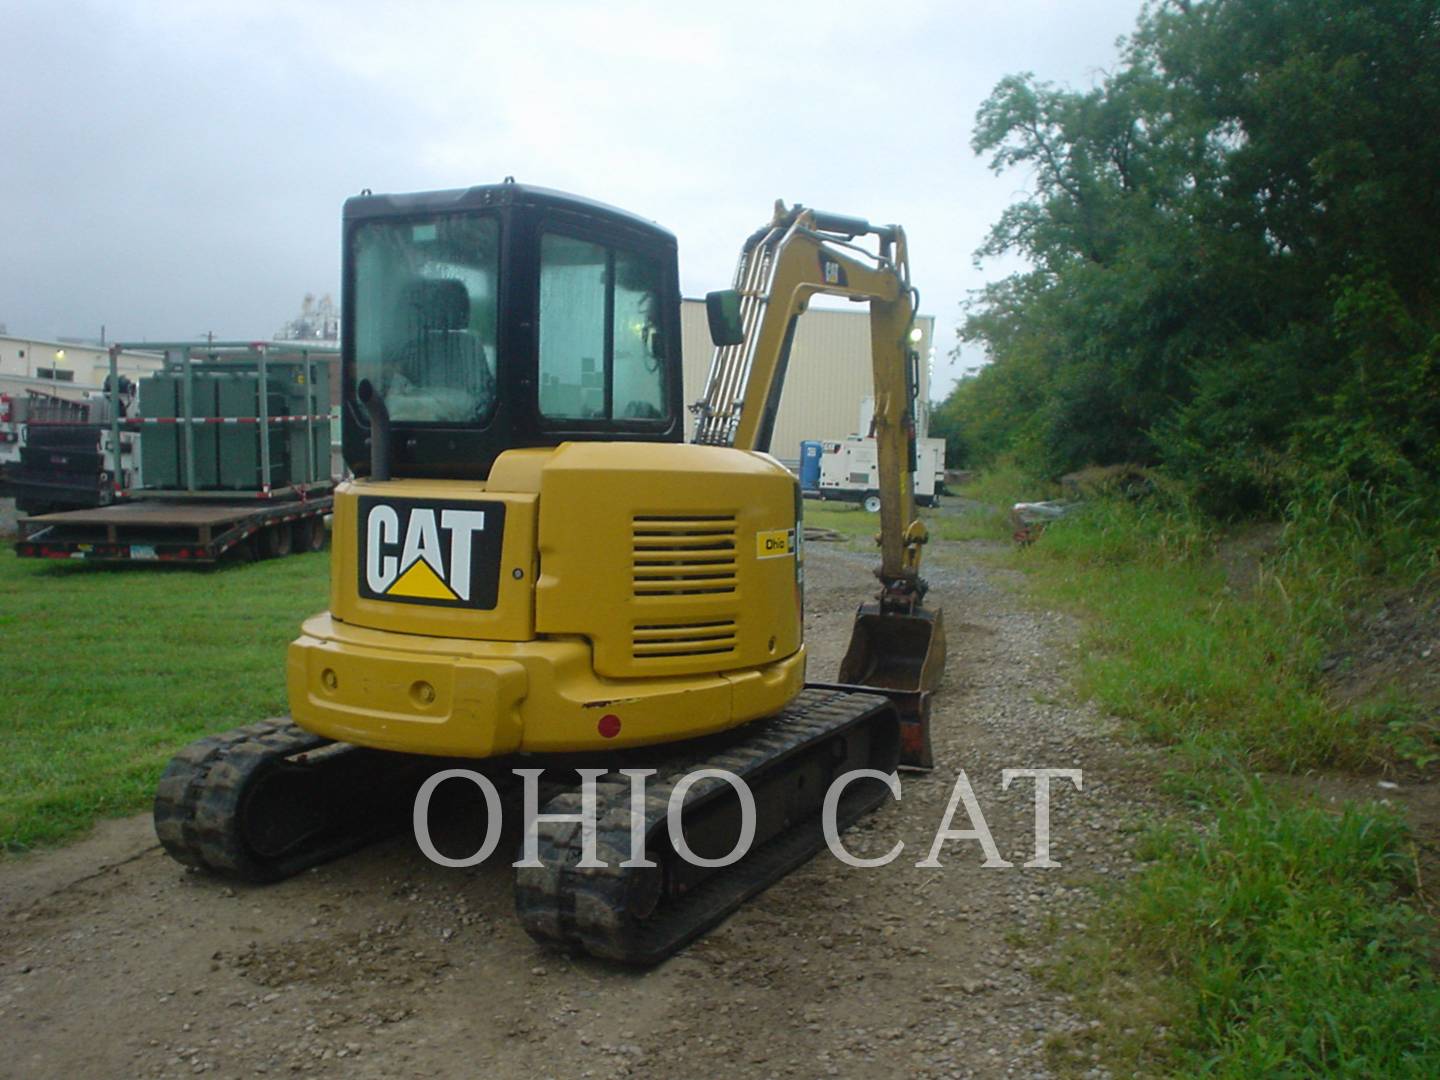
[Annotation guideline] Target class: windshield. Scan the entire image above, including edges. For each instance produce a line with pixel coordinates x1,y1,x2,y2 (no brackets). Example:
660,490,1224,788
353,213,499,424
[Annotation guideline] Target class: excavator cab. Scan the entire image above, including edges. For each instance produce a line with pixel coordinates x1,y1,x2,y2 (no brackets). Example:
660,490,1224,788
341,182,687,481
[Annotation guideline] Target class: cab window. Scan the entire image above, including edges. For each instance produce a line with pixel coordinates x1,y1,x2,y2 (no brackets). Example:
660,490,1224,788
538,233,668,422
353,213,499,425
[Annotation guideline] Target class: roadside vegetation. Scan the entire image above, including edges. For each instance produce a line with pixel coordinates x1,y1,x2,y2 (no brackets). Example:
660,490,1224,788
934,0,1440,1071
1026,485,1437,776
0,550,329,851
959,468,1440,1075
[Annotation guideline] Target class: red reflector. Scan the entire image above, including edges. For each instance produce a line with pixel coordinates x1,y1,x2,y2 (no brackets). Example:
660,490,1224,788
597,714,621,739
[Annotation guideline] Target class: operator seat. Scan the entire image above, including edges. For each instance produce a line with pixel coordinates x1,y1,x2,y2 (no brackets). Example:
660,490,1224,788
387,278,496,423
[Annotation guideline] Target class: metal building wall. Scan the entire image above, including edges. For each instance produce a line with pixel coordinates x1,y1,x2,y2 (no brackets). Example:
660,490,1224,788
680,301,933,465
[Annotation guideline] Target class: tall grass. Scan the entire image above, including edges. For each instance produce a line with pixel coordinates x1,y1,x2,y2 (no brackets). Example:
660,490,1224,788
1274,480,1440,651
1281,481,1440,584
930,457,1059,543
957,456,1058,510
1056,787,1439,1076
1020,492,1382,772
989,470,1440,1075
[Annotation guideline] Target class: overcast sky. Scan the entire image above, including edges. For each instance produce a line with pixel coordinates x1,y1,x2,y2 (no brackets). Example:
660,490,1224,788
2,0,1142,397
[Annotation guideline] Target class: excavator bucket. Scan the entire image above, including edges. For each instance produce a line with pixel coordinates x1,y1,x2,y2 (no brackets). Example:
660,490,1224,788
835,603,946,769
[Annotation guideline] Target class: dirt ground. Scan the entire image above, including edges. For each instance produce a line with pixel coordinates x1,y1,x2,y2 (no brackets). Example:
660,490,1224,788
0,535,1156,1080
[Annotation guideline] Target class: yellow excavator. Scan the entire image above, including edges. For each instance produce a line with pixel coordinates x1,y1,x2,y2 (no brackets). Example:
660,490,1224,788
154,183,945,964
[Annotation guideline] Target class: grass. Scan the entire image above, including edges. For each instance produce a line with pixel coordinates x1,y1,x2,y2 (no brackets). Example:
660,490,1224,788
1128,789,1438,1076
1011,488,1439,773
0,548,330,851
799,500,878,544
1052,787,1439,1076
801,490,1014,546
930,499,1014,542
958,458,1058,509
957,470,1440,1075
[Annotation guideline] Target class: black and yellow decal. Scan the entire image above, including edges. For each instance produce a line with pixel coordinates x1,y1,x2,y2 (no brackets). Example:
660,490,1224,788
755,528,796,559
358,497,506,609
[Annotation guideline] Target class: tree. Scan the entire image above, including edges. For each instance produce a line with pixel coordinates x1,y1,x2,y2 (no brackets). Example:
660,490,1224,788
944,0,1440,513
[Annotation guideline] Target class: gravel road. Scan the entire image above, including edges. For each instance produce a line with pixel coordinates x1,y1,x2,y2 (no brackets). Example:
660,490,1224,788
0,536,1159,1079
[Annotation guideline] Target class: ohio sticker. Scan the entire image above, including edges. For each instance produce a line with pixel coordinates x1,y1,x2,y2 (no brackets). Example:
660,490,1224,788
755,528,796,559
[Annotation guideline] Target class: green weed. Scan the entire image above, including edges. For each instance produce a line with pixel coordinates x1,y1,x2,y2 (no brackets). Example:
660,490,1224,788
1002,474,1440,1075
1128,788,1439,1076
956,456,1057,509
1020,499,1372,772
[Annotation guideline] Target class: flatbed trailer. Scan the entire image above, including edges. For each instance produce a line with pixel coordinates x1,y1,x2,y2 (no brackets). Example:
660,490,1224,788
15,489,332,563
13,340,338,564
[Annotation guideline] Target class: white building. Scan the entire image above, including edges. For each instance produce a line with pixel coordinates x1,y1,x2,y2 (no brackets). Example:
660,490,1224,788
680,300,935,466
0,335,164,399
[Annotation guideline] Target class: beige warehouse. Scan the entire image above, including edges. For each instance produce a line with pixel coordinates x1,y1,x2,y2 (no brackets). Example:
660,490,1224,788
680,300,934,466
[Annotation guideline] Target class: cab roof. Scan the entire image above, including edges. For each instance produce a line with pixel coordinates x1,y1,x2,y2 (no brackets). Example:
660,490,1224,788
342,182,675,244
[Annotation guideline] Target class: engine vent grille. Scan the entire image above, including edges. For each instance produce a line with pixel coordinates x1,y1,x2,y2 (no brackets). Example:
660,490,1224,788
631,515,738,597
631,620,739,660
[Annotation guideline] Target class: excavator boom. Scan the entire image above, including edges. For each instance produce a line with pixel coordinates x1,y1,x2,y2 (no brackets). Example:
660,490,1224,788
693,203,946,766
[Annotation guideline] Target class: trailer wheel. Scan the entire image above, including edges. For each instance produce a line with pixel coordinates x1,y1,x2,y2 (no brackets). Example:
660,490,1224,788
862,492,882,514
224,538,256,564
293,517,327,552
258,523,294,559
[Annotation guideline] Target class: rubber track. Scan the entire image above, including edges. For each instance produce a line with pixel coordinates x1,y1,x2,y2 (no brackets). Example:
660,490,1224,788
153,718,395,883
514,687,898,965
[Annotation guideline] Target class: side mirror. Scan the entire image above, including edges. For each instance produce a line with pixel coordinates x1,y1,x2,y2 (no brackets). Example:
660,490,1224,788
705,289,745,347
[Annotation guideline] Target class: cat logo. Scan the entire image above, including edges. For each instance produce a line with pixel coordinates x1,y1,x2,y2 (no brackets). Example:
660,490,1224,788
820,256,847,287
358,497,506,609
